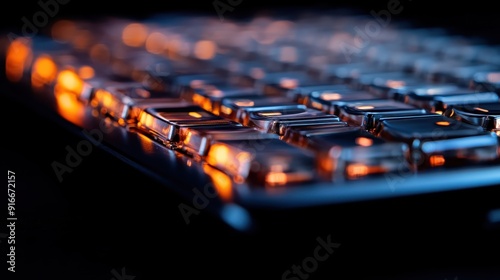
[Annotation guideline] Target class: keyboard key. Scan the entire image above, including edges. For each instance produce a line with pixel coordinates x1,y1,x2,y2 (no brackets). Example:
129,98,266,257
374,115,499,169
367,75,428,98
338,99,427,130
180,125,277,158
388,84,460,102
322,62,383,84
246,107,340,134
281,122,351,147
286,84,351,104
254,71,320,96
404,88,499,113
306,89,381,115
205,138,316,187
304,127,411,181
219,96,304,124
444,102,500,131
136,104,237,147
351,71,414,90
181,84,260,115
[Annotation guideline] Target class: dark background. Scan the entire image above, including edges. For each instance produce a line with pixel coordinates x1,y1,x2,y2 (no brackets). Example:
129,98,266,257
1,1,500,280
1,0,500,40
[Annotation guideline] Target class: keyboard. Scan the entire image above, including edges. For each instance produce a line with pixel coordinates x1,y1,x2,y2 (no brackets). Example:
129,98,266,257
2,10,500,279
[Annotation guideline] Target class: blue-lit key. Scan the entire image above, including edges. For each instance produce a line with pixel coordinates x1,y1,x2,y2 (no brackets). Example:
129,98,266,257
444,102,500,132
374,114,499,169
404,87,499,113
388,84,460,102
338,99,427,130
306,89,381,115
367,75,426,98
247,107,340,134
286,84,351,104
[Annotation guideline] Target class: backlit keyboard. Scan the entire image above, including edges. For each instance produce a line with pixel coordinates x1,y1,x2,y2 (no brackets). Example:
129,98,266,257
2,11,500,232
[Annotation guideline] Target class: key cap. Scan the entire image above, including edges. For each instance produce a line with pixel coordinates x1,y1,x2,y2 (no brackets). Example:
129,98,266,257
136,104,237,147
322,62,383,84
281,122,350,147
254,71,320,96
374,114,499,169
337,99,427,130
141,61,220,94
90,83,180,125
246,107,340,134
383,51,436,73
180,126,278,158
388,84,460,102
181,84,260,115
404,88,499,113
286,84,351,104
367,75,426,98
444,102,500,132
219,96,305,124
304,127,411,181
306,89,381,115
205,138,316,187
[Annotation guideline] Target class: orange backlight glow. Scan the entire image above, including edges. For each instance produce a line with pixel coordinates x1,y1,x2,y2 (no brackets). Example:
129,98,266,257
355,105,375,110
435,121,451,126
188,112,203,118
429,155,446,167
280,78,299,89
234,100,255,107
194,40,217,60
259,112,283,117
122,23,148,47
203,164,233,201
386,80,406,88
6,38,32,82
265,172,288,186
57,69,83,94
474,107,489,113
31,55,57,88
54,90,85,125
355,137,373,147
145,32,167,54
78,65,95,80
320,92,342,101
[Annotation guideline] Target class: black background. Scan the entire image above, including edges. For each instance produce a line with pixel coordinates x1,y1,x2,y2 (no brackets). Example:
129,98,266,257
1,1,500,280
1,0,500,40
